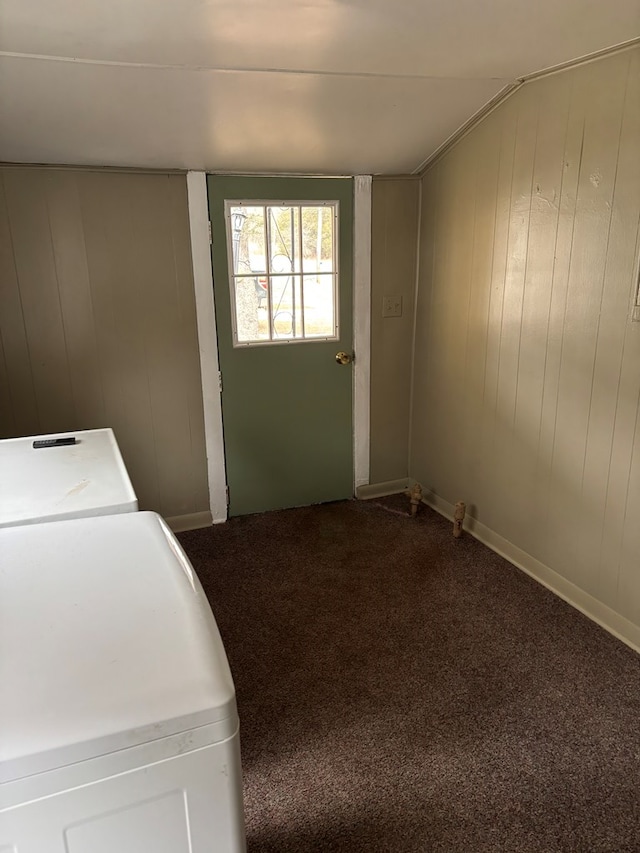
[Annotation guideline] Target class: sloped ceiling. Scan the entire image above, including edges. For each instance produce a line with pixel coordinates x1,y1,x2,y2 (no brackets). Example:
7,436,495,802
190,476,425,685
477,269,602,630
0,0,638,174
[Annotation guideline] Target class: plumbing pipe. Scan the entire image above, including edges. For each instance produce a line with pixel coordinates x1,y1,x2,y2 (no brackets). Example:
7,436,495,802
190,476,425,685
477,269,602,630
408,483,423,517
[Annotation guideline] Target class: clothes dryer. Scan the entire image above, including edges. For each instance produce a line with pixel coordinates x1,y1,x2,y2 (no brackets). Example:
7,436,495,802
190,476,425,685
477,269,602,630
0,511,245,853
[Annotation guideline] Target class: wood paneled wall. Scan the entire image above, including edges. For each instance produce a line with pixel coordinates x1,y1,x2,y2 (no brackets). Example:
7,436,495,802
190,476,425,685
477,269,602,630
0,168,210,525
411,47,640,636
370,177,420,486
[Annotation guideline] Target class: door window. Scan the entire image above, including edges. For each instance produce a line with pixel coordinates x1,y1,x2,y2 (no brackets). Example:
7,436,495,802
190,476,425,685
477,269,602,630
224,201,339,346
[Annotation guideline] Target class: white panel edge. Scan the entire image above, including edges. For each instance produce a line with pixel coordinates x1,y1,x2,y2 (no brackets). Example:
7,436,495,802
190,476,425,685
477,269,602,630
422,490,640,656
353,175,372,489
186,171,227,524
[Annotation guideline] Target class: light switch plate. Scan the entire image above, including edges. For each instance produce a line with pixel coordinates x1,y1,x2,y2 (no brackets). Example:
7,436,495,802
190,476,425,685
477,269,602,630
382,295,402,318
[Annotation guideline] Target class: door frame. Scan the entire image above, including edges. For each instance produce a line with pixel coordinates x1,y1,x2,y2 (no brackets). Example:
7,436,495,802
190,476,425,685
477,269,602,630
186,171,371,523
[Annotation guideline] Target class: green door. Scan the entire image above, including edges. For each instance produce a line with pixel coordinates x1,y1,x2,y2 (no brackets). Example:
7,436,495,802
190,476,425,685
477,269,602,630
208,176,354,516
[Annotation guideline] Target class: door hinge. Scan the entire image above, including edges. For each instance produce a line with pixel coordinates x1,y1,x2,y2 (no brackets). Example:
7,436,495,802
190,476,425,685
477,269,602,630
225,486,230,506
217,371,223,393
208,221,212,245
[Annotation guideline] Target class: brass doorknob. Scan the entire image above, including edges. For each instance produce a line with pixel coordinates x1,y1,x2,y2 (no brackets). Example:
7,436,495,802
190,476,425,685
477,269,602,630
335,351,353,365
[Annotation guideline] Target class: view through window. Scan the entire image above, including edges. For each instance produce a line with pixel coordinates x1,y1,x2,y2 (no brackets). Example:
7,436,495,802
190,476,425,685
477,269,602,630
225,202,338,345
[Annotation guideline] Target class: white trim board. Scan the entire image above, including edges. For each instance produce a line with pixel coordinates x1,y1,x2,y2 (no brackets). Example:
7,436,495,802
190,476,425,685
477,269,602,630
421,490,640,655
353,175,372,489
186,171,228,524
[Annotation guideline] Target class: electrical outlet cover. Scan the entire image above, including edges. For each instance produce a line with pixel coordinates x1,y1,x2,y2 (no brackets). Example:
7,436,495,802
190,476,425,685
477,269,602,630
382,295,402,318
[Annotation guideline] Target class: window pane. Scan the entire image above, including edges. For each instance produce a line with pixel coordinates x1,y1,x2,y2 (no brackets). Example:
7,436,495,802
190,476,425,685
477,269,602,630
229,206,266,275
303,274,335,338
234,276,269,343
268,207,296,275
227,202,338,346
292,275,303,337
271,274,294,339
301,207,334,273
292,211,302,274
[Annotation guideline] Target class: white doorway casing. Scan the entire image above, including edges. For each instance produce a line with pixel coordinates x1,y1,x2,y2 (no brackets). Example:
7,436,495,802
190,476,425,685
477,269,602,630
186,171,372,523
353,175,372,489
186,171,228,524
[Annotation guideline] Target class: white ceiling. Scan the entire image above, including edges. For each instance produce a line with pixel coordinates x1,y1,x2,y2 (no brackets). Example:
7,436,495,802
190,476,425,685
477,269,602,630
0,0,638,174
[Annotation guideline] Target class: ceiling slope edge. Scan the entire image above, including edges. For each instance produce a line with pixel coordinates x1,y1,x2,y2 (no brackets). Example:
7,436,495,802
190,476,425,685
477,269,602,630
414,36,640,176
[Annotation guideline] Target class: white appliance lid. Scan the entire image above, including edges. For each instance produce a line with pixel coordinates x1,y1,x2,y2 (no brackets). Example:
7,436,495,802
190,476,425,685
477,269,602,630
0,512,237,783
0,428,137,526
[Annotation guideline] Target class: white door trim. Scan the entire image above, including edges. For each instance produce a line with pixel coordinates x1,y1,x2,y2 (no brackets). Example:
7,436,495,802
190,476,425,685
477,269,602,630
187,172,371,520
186,171,228,523
353,175,372,489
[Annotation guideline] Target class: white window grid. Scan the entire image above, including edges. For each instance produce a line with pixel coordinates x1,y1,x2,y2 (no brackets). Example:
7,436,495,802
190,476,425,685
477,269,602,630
224,199,340,346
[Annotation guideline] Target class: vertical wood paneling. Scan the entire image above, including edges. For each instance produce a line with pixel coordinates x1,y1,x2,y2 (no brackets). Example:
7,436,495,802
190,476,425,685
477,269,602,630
513,72,572,556
582,51,638,607
83,172,162,512
409,165,438,482
2,170,75,431
415,159,450,496
369,178,419,484
128,174,207,518
75,173,127,439
412,46,640,636
0,167,209,522
44,170,107,428
534,69,588,569
438,134,478,502
606,47,640,624
460,119,501,510
491,84,540,537
427,148,475,498
476,95,518,532
118,174,182,517
412,162,443,490
0,174,39,435
0,333,16,436
548,55,629,590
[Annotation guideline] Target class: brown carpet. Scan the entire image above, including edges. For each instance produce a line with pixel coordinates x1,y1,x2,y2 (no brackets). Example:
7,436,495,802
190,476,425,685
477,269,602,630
179,497,640,853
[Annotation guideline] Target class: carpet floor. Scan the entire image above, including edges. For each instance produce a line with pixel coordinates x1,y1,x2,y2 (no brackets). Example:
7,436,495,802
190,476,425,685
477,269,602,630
179,498,640,853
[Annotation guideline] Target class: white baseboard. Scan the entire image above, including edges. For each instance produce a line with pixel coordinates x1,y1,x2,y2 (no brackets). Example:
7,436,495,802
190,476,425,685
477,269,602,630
422,491,640,655
165,511,213,533
356,478,409,500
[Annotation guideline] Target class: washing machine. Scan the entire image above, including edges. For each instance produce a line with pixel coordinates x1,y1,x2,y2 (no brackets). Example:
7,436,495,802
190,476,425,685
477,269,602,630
0,511,246,852
0,427,137,527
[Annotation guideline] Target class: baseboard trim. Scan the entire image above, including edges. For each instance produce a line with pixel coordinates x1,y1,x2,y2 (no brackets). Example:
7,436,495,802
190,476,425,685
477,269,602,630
422,491,640,655
165,511,213,533
356,478,409,500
